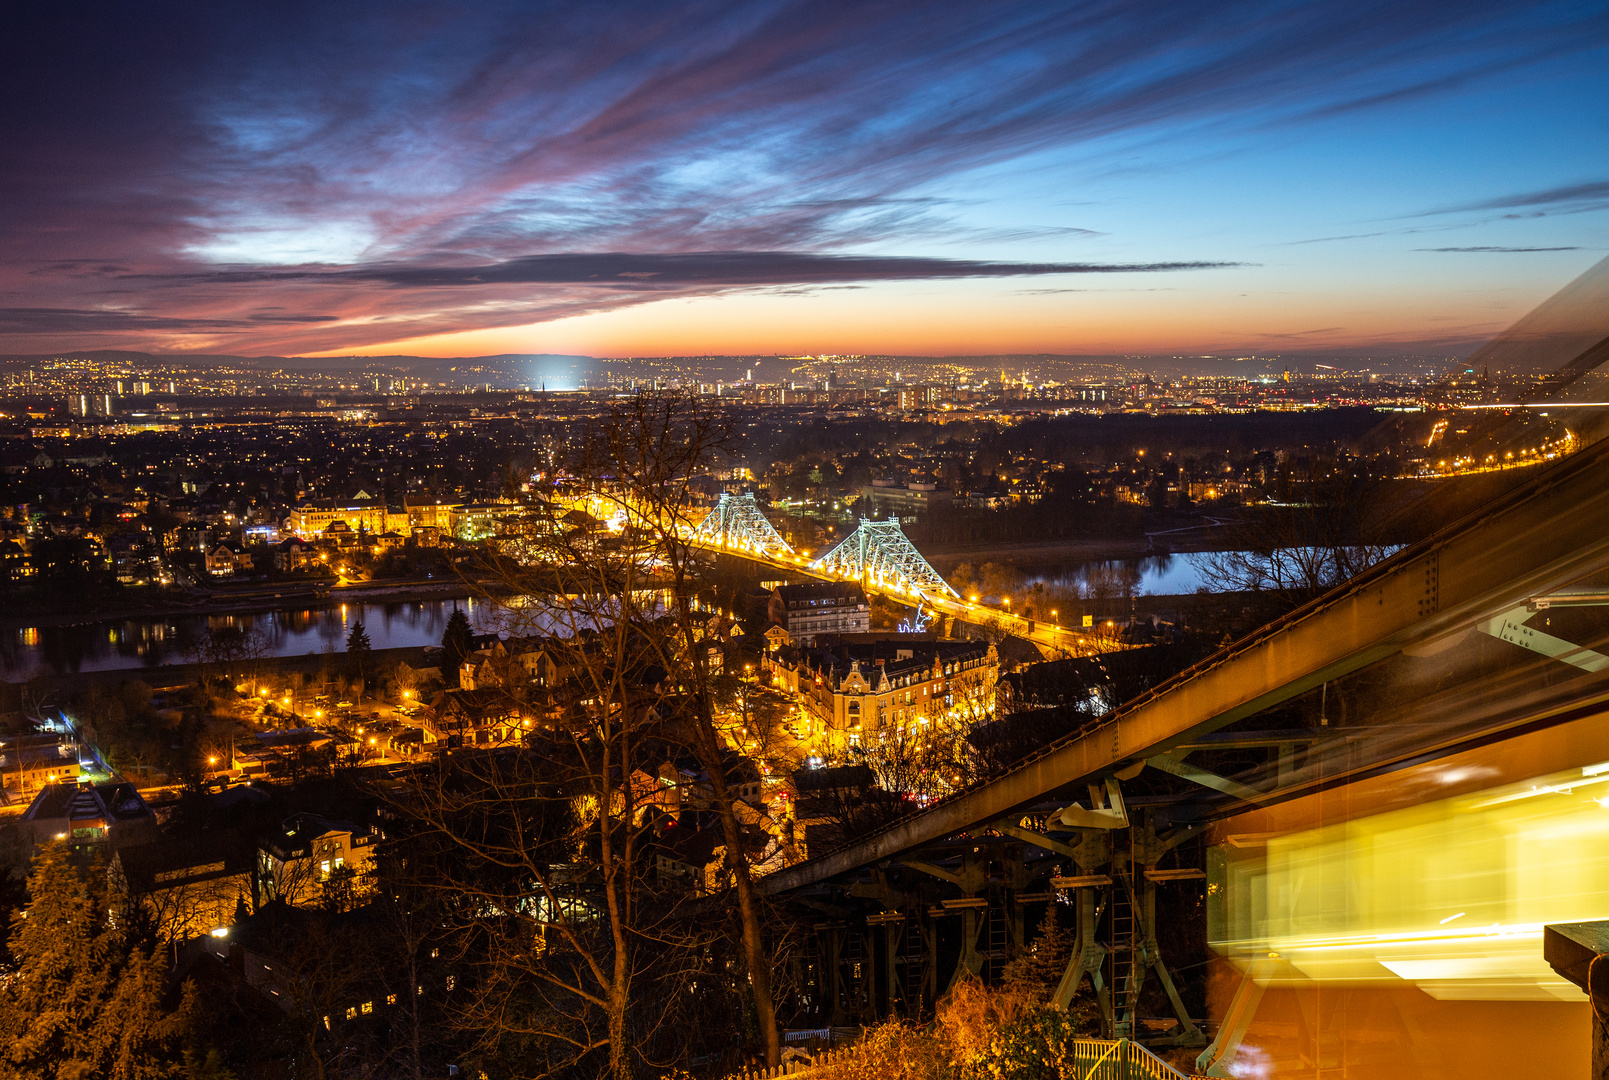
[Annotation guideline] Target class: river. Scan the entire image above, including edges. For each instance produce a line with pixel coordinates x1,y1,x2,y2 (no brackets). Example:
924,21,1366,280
1029,552,1214,596
0,597,505,680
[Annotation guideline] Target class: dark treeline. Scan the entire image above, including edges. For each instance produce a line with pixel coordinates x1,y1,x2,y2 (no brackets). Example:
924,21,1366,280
991,407,1392,463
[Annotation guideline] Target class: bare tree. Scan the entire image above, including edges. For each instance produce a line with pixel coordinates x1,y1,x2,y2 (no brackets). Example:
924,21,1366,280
400,689,706,1077
386,398,718,1078
418,391,789,1071
1193,462,1391,615
595,391,786,1068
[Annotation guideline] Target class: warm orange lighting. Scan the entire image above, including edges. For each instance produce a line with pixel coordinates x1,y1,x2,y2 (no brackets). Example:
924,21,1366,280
208,756,218,765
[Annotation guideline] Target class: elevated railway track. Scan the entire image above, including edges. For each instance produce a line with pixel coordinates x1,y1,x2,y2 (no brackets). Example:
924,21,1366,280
750,427,1609,1078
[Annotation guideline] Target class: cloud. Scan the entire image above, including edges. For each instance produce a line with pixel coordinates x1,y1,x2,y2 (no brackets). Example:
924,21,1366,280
0,0,1604,352
0,307,341,333
1285,231,1400,245
1428,180,1609,215
1416,245,1583,252
0,308,249,333
168,251,1241,288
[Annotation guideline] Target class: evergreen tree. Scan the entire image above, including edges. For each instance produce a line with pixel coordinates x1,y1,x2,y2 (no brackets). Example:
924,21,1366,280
0,842,222,1079
441,607,473,687
345,621,372,654
1002,901,1075,1001
346,621,373,697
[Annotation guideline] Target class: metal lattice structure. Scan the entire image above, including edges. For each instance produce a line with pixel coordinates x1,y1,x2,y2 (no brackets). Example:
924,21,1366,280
690,493,795,559
811,517,957,598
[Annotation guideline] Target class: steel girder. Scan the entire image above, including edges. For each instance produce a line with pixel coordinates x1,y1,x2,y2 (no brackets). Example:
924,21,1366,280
691,493,794,559
811,517,958,598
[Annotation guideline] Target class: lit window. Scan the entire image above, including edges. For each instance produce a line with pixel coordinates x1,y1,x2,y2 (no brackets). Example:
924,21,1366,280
386,993,397,1005
323,1016,331,1031
361,1001,373,1014
345,1006,357,1020
446,975,455,991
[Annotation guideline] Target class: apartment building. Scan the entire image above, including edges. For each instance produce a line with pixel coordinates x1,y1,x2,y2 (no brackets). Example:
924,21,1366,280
766,638,997,752
768,581,870,645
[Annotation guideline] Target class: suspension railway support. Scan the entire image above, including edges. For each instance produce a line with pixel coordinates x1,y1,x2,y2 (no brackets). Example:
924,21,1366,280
766,435,1609,1048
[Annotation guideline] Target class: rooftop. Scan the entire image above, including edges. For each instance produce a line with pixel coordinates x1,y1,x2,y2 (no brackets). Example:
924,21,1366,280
22,781,153,825
774,581,867,607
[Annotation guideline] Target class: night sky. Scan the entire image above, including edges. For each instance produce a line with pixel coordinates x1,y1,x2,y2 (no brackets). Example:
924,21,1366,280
2,1,1606,359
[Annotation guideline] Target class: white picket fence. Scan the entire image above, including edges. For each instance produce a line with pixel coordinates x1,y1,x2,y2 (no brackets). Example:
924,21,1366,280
728,1037,1199,1080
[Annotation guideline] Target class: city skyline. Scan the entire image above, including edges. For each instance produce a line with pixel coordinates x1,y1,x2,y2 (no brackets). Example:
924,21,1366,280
2,1,1606,360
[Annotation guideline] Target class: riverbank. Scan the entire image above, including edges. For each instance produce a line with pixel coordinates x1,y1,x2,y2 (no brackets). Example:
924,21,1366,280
924,532,1230,575
6,643,440,697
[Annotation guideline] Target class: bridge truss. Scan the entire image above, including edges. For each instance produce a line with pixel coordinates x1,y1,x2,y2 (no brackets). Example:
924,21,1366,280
812,517,957,598
690,493,794,560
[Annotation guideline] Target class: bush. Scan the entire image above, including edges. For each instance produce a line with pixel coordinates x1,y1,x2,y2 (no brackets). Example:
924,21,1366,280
818,1020,955,1080
969,1006,1083,1080
936,976,1038,1065
822,979,1090,1080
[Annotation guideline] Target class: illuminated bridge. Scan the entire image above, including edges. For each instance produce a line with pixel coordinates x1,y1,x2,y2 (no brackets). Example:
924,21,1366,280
753,430,1609,1078
689,493,1106,654
691,491,796,561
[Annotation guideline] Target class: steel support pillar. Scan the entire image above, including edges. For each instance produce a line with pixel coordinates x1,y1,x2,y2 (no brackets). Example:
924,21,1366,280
1196,962,1271,1077
948,907,985,991
1052,886,1110,1030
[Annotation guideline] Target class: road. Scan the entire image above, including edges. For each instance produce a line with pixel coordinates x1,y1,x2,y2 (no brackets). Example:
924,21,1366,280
695,541,1123,657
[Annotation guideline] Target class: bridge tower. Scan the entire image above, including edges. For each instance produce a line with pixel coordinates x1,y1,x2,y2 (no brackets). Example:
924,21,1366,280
690,492,795,560
811,517,958,598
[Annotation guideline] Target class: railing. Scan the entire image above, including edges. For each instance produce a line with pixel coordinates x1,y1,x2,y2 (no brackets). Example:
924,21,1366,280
730,1046,839,1080
1067,1038,1197,1080
729,1038,1202,1080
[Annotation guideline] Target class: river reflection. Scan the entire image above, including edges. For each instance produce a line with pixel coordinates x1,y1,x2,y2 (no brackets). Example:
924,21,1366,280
1,598,500,679
1031,552,1210,596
